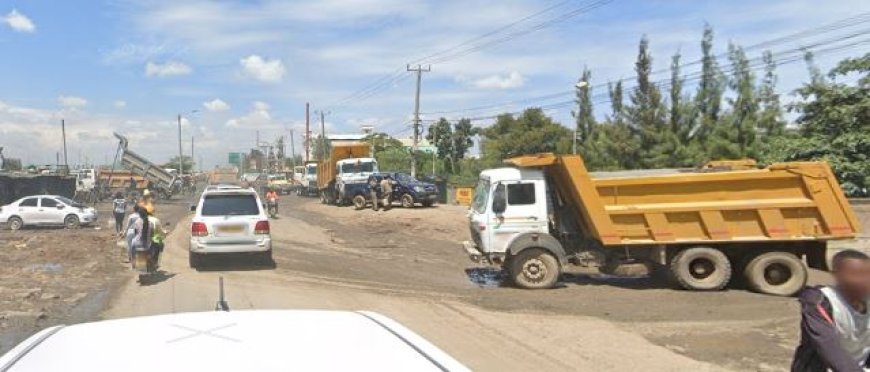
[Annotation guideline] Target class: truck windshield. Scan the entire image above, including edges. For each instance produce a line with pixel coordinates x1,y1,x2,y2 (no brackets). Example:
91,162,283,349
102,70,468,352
306,166,317,175
471,179,490,213
340,161,377,174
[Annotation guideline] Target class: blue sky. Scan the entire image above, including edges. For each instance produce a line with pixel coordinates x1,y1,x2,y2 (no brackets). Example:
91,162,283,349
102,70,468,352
1,0,868,168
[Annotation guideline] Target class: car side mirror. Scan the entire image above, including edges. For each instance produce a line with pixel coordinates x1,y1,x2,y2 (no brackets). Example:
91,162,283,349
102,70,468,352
56,205,65,209
492,184,506,214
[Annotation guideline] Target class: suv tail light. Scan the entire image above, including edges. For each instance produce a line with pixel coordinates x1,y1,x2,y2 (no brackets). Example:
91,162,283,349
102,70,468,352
254,221,270,235
191,222,208,237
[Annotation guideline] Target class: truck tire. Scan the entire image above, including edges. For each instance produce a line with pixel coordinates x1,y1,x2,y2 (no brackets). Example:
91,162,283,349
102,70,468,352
401,194,415,208
352,195,367,210
319,191,327,204
670,247,731,291
509,248,561,289
743,252,807,296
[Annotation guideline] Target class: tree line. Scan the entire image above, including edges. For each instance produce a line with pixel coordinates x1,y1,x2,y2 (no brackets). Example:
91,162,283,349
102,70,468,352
363,25,868,195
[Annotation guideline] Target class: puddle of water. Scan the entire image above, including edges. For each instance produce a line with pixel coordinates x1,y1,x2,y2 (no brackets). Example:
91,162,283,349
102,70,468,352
22,263,63,273
465,268,505,288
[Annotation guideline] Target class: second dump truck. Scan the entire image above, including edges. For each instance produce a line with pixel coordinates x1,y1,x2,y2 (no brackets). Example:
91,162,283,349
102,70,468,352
463,153,860,296
316,143,378,205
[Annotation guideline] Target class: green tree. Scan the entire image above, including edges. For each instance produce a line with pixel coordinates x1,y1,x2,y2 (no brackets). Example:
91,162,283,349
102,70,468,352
761,53,870,196
709,44,759,159
163,155,195,174
425,118,454,172
451,118,477,172
694,24,724,144
625,35,668,168
572,67,605,167
661,52,698,167
757,50,786,138
481,108,571,161
599,80,640,169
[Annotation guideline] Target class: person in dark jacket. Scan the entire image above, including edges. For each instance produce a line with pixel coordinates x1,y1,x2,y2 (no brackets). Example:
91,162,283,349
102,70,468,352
792,249,870,372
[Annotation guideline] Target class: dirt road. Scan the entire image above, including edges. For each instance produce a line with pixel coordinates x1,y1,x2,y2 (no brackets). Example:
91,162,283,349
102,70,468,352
104,197,726,371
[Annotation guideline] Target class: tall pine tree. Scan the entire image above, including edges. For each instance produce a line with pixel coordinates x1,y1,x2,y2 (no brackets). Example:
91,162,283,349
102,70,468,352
625,35,668,168
757,50,785,138
694,24,724,145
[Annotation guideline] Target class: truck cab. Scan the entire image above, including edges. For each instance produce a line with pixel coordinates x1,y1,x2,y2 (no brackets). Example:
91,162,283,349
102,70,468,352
304,163,318,196
467,168,549,269
335,157,378,203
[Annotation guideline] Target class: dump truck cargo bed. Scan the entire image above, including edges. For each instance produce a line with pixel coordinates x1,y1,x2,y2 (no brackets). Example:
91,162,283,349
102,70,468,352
506,153,860,246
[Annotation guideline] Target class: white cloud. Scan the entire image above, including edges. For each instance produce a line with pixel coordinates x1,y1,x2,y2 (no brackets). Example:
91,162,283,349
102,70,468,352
203,98,230,112
240,55,286,83
226,101,273,128
145,61,192,77
114,100,127,109
470,71,525,89
3,9,35,33
58,96,88,108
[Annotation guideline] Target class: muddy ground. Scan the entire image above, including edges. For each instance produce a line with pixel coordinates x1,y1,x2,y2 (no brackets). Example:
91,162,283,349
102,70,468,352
0,198,192,353
2,193,868,371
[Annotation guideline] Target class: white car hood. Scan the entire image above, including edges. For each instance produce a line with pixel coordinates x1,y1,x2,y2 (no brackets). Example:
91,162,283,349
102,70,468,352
0,310,468,372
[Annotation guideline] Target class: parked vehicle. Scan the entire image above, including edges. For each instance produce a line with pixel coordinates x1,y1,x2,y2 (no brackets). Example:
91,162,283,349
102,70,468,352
114,133,180,199
388,172,438,208
463,153,860,296
317,143,378,205
0,195,98,230
359,172,438,209
188,187,272,268
301,162,318,196
0,310,470,371
267,174,293,195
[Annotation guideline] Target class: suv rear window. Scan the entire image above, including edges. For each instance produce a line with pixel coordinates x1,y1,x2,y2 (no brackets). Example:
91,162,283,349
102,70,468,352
201,194,260,216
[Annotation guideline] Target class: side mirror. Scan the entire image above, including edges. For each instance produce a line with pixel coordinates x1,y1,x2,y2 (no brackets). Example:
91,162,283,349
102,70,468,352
56,204,65,209
492,184,506,214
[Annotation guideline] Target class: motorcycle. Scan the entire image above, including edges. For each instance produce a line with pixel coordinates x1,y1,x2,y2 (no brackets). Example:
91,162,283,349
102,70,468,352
267,199,278,218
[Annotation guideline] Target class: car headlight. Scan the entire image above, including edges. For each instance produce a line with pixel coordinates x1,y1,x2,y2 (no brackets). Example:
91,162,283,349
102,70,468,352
413,186,424,192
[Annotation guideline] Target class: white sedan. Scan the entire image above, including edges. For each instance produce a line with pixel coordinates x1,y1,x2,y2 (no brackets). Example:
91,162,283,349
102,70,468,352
0,195,98,230
0,310,470,372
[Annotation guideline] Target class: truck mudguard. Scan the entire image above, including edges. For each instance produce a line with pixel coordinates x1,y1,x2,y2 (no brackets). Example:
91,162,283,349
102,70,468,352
507,232,568,265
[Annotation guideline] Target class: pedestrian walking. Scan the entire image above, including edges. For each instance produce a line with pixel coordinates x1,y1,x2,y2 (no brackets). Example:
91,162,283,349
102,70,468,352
380,174,394,211
791,249,870,372
111,192,127,234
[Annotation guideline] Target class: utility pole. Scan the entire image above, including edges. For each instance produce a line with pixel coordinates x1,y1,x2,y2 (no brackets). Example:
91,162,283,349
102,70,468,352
407,64,430,179
319,111,328,161
61,119,68,173
289,129,296,168
431,123,437,177
177,114,184,176
304,102,310,162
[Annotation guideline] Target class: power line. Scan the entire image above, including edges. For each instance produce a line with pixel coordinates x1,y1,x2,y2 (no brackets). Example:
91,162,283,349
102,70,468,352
423,11,870,116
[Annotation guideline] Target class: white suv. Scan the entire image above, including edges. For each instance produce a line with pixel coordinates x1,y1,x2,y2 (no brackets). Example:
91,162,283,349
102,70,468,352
188,187,272,267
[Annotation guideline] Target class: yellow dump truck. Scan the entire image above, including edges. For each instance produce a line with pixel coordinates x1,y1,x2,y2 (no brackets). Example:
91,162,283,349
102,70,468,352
316,142,378,205
463,153,860,296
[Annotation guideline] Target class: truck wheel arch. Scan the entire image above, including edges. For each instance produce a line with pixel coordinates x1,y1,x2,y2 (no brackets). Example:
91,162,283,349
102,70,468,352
506,233,568,265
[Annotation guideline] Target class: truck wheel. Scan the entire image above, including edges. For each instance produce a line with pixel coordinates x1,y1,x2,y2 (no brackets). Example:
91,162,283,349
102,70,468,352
743,252,807,296
509,248,560,289
64,215,81,229
670,247,731,291
401,194,415,208
352,195,367,210
319,192,327,204
7,216,23,231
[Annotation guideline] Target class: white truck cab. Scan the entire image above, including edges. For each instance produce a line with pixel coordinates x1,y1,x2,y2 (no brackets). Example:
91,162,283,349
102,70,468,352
465,167,550,265
336,157,378,185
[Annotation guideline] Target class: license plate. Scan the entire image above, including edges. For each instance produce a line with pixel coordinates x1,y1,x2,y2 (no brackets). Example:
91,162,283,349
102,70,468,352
217,225,245,234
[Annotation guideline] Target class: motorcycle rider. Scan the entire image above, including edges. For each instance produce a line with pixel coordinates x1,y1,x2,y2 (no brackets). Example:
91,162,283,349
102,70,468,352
265,187,279,215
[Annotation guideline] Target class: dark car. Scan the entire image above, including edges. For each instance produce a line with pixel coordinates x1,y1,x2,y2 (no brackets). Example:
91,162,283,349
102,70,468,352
386,172,438,208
